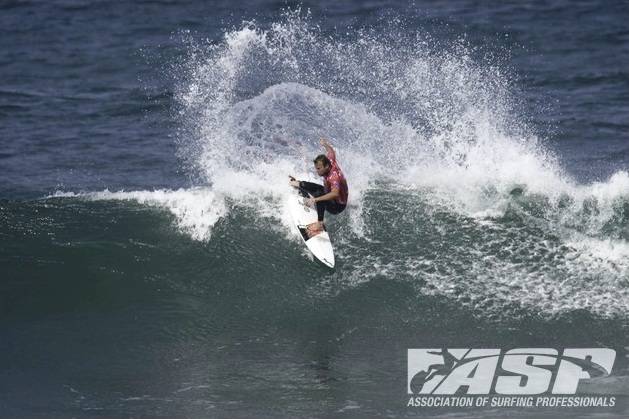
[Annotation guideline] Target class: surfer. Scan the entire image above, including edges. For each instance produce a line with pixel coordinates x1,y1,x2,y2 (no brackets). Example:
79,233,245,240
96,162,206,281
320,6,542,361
290,138,348,235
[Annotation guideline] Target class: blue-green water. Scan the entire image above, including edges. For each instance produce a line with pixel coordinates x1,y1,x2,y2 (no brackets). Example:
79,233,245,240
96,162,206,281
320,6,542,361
1,1,628,417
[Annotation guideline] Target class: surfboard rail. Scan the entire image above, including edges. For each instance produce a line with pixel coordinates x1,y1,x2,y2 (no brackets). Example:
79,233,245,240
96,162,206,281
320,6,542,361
288,192,335,268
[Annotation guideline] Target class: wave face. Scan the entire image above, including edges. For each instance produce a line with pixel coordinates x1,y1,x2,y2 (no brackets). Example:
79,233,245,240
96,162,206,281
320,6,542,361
134,9,628,318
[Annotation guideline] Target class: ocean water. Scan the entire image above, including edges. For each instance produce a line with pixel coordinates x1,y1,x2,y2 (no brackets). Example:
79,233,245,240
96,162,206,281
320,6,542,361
1,1,628,418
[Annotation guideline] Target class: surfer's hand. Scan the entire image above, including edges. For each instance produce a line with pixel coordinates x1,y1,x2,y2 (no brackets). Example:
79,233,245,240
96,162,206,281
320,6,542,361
306,197,317,206
319,138,334,155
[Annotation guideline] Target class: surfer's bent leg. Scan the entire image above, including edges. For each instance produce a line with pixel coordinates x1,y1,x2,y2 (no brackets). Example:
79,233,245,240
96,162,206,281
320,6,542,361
297,181,326,222
298,181,324,197
315,201,346,223
325,202,346,215
298,182,346,222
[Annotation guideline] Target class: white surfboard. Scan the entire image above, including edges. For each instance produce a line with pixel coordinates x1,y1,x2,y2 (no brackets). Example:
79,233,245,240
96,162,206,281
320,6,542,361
288,191,335,268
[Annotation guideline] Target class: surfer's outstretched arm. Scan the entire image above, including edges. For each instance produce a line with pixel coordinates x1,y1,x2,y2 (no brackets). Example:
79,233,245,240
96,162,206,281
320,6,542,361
319,138,335,156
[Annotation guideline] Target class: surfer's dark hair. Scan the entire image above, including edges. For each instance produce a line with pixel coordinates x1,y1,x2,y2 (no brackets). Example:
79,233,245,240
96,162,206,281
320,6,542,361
313,154,331,166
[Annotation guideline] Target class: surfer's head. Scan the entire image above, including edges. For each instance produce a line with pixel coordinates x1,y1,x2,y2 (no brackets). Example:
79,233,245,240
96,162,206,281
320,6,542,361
313,155,331,176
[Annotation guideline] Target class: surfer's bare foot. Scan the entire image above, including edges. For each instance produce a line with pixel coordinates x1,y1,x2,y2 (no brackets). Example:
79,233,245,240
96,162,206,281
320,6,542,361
306,222,324,237
289,176,300,188
307,221,324,232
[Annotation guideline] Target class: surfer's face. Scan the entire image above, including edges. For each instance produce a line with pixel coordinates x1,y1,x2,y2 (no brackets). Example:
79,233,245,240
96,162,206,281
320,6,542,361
314,162,330,177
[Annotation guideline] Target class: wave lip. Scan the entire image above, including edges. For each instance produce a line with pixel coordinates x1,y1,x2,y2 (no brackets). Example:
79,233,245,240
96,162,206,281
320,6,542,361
66,188,228,241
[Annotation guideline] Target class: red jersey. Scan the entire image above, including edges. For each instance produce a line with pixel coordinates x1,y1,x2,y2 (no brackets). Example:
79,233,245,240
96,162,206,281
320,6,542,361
324,152,349,205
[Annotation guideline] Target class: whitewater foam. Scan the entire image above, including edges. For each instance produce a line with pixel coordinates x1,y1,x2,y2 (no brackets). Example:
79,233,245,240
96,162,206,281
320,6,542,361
55,189,227,241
